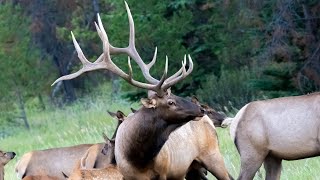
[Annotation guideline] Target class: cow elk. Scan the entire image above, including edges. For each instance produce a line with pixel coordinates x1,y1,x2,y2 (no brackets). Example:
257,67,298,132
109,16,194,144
79,110,125,169
15,110,125,179
191,96,227,127
22,175,60,180
15,144,99,179
68,134,123,180
151,115,232,180
68,162,123,180
0,150,15,180
222,93,320,180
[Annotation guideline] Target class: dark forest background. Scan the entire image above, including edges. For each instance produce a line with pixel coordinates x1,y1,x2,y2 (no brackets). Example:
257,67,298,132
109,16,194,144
1,0,320,131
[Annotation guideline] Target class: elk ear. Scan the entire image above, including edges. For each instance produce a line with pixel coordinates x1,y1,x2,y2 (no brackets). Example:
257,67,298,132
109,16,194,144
130,107,137,113
141,98,157,108
116,111,126,121
191,95,200,105
102,132,110,142
107,111,117,118
109,138,115,145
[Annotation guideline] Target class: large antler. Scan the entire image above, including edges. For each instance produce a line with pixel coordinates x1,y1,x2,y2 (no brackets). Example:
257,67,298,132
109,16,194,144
52,1,193,96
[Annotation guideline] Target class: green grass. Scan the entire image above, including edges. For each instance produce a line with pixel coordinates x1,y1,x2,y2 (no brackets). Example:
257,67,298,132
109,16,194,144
1,92,320,179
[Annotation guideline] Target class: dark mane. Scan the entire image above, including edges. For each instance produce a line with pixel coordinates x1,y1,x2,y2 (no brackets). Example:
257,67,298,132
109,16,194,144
125,108,182,169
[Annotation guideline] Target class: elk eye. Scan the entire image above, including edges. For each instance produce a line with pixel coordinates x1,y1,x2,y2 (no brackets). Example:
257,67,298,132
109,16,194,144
168,100,175,106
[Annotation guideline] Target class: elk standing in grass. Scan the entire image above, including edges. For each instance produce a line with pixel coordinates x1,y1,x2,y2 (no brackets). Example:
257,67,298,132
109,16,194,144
15,144,101,179
222,92,320,180
51,2,232,179
0,150,15,180
15,113,122,179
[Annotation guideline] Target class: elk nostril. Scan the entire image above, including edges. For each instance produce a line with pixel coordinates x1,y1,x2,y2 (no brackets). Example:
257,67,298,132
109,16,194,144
200,108,205,114
12,152,16,157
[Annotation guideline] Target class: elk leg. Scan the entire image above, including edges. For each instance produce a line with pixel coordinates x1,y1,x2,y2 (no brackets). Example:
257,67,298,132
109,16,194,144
199,152,231,180
264,155,282,180
237,147,267,180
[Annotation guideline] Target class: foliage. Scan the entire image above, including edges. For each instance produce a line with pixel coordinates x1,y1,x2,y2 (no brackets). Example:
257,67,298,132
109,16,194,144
1,0,320,130
0,3,54,127
251,62,300,98
197,67,257,112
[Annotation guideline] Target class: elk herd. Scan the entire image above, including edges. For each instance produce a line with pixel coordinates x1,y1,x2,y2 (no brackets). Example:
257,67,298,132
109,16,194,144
1,1,320,180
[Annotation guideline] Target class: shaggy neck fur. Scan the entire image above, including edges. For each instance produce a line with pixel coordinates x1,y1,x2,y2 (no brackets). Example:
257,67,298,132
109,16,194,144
125,108,182,169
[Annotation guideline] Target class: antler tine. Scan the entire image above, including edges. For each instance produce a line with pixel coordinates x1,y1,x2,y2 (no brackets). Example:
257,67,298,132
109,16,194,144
53,14,165,93
125,56,168,95
161,54,193,90
147,47,157,69
164,55,186,83
95,14,166,92
155,56,168,90
122,1,159,84
52,2,194,96
51,32,106,86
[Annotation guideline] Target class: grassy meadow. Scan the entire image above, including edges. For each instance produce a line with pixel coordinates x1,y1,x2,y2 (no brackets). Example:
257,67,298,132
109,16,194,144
1,87,320,180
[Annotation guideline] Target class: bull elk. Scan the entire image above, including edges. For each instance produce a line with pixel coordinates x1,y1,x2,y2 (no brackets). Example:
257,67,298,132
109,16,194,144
51,1,209,180
0,150,15,180
221,92,320,180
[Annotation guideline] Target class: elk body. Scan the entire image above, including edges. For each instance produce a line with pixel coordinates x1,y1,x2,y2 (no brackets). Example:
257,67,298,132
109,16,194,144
22,175,60,180
0,150,15,180
68,134,123,180
149,115,231,180
68,163,123,180
15,111,124,179
15,143,106,179
222,93,320,180
81,111,125,170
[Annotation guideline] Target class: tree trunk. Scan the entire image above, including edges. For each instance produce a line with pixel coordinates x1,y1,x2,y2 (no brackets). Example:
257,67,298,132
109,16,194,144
28,0,77,103
38,94,46,110
15,87,30,130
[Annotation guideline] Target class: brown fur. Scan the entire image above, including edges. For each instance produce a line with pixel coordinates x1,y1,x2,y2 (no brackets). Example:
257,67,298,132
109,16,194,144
16,111,125,179
191,96,227,127
117,115,232,180
68,160,123,180
115,93,206,179
15,144,105,179
226,93,320,180
0,150,15,180
22,175,60,180
69,131,123,180
80,111,125,169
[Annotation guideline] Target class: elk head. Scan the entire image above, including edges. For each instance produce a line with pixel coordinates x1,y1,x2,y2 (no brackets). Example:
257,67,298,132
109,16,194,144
101,133,116,165
191,96,226,127
142,90,204,123
51,1,202,123
0,150,15,166
107,110,126,139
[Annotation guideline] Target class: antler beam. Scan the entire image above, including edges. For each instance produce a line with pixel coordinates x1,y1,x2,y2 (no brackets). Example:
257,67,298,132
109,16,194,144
52,1,193,96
